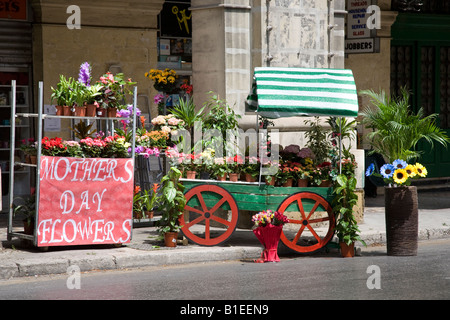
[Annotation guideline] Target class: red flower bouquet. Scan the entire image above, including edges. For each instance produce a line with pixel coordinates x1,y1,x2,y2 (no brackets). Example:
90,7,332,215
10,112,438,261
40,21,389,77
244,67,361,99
252,210,289,263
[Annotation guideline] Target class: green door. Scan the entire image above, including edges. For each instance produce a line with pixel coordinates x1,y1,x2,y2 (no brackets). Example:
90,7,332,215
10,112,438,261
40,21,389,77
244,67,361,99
391,14,450,178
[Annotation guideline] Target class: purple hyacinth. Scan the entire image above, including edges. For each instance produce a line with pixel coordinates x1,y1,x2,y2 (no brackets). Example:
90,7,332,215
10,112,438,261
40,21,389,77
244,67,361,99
78,62,91,87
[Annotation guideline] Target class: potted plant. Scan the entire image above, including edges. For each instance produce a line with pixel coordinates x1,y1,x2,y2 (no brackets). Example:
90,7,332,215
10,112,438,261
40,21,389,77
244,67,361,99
97,72,136,117
198,148,215,179
142,183,160,219
304,116,331,165
133,185,145,219
242,156,259,182
212,156,229,181
292,163,310,187
361,88,450,255
19,138,37,163
316,162,332,187
157,167,186,247
145,68,178,93
51,75,76,115
278,161,295,187
13,195,36,235
226,155,243,182
332,174,366,257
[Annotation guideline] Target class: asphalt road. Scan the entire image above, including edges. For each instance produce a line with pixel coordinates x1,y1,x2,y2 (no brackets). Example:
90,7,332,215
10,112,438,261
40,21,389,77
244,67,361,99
1,239,449,302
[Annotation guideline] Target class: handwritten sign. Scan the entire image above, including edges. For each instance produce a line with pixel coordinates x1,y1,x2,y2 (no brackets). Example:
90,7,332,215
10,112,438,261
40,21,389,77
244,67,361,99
37,156,134,247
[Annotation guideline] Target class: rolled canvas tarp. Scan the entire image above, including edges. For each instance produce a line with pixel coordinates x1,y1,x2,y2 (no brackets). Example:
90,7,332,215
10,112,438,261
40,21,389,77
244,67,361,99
246,67,359,118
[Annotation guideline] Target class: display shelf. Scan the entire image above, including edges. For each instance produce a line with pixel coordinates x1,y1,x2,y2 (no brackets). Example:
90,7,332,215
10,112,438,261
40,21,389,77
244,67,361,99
7,80,138,247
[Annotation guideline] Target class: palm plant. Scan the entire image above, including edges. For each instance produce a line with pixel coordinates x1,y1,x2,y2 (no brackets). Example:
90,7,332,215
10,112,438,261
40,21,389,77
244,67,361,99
360,87,449,162
169,97,205,132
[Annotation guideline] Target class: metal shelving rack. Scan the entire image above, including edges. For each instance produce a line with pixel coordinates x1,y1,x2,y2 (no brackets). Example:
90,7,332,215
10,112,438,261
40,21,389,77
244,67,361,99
7,80,138,246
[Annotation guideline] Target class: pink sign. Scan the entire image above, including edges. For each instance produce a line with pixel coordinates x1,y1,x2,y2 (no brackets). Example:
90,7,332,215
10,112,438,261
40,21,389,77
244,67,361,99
37,156,134,247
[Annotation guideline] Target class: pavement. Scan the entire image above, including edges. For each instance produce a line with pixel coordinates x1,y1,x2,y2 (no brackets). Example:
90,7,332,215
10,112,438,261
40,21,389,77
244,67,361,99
1,189,450,280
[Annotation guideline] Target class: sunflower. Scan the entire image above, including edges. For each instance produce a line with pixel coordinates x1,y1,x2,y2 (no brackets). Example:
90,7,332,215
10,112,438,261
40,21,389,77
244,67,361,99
414,163,428,177
405,164,417,178
393,168,408,185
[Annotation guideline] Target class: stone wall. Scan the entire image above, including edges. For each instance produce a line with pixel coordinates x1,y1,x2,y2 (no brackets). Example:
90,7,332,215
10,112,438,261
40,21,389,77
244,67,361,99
192,0,347,143
30,0,165,138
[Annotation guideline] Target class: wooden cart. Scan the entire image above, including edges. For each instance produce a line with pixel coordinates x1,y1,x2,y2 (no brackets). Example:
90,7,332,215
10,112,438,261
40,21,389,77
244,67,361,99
180,179,335,254
179,67,359,254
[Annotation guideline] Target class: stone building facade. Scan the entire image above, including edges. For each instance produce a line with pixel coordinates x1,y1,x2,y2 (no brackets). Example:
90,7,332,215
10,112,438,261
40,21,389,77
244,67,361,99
191,0,347,146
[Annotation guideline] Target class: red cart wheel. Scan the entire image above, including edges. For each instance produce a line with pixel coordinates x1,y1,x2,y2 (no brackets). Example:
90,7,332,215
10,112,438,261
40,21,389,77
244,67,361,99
181,184,239,246
278,192,335,253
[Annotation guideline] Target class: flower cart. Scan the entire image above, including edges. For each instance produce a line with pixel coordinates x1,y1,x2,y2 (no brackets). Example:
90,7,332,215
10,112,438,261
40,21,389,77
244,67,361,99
7,80,138,249
179,67,359,254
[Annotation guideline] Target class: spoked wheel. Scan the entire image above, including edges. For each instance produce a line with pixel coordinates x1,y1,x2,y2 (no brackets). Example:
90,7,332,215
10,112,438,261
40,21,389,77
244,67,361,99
278,192,335,253
181,184,239,246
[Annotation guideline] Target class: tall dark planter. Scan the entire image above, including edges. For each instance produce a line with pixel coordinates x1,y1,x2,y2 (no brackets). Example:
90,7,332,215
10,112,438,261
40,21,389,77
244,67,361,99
384,186,418,256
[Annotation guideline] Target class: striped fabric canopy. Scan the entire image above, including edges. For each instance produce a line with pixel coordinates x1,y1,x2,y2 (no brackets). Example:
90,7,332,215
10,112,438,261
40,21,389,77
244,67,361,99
246,67,359,118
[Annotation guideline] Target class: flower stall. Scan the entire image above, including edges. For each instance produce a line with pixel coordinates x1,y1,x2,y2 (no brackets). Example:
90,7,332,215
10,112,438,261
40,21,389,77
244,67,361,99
7,77,139,249
176,67,361,258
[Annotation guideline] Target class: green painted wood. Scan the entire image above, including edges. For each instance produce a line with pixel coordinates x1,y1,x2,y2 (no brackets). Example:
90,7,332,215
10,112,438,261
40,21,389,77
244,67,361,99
182,180,334,212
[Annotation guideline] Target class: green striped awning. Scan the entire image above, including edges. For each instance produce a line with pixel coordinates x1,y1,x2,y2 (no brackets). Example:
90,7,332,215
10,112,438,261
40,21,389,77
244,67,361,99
246,67,359,118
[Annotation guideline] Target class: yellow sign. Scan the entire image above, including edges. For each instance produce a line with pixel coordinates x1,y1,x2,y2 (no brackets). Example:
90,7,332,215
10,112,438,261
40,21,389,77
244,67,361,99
172,5,192,35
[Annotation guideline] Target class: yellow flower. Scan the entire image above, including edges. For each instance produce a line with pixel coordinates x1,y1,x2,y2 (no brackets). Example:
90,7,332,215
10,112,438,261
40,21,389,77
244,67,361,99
393,168,408,185
405,164,417,178
414,163,427,177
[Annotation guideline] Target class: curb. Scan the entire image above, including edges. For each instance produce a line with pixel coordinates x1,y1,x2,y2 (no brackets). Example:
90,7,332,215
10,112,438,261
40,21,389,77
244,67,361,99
0,245,263,280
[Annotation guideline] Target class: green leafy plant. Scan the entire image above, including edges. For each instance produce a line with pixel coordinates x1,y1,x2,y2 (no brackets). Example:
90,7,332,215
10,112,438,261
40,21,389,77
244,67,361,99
143,183,160,212
304,116,331,165
157,168,186,234
360,87,450,162
71,121,97,139
332,174,365,246
169,97,205,132
51,75,77,107
202,92,241,155
13,195,36,226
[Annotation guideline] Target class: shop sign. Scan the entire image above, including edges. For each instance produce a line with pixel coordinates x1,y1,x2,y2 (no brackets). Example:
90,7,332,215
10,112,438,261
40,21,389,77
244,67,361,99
160,1,192,38
0,0,27,20
37,156,134,247
347,0,378,39
346,0,379,54
345,37,380,54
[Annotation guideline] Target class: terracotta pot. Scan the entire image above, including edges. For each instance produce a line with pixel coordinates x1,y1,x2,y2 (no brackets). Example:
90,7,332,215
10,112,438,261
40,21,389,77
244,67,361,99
74,106,86,117
229,173,239,182
164,232,178,247
297,179,308,187
340,242,355,258
144,211,154,219
282,178,293,187
186,171,196,179
245,173,257,182
55,105,64,116
318,180,331,187
385,186,418,256
63,105,73,116
30,155,37,164
217,173,227,181
86,104,97,117
97,108,107,117
265,176,276,186
107,107,117,117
